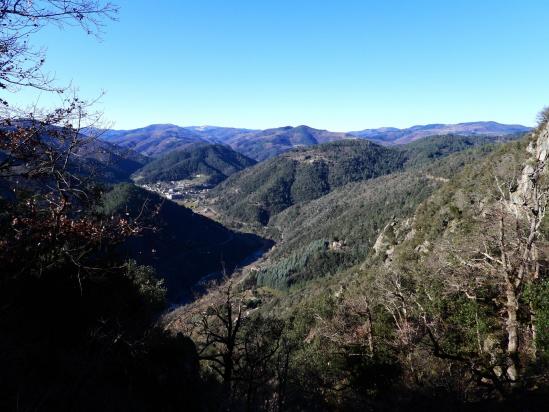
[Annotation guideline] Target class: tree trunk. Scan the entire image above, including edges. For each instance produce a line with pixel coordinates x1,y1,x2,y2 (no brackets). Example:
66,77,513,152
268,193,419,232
530,302,537,359
223,352,233,392
505,281,519,383
364,303,374,355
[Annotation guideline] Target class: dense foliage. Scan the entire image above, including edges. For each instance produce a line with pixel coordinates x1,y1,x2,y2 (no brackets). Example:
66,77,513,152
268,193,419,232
398,133,525,168
254,143,506,291
210,140,406,225
210,135,521,227
208,136,518,292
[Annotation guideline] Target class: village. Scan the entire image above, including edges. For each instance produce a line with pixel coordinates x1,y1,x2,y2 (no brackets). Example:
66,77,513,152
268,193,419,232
138,175,213,202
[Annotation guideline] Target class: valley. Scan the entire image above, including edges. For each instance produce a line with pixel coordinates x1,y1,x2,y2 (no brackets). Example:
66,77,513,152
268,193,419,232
3,2,549,410
137,176,211,204
118,132,530,307
3,116,547,411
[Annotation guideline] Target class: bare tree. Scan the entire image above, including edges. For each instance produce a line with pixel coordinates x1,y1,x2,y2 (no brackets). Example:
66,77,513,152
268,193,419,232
0,0,118,97
169,279,287,410
196,281,245,390
420,116,548,391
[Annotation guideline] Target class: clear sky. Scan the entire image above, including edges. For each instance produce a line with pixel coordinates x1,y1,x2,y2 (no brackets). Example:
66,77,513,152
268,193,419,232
13,0,549,130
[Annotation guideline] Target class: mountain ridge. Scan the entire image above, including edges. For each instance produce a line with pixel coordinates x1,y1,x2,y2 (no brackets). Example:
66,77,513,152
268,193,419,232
350,121,530,144
99,121,531,160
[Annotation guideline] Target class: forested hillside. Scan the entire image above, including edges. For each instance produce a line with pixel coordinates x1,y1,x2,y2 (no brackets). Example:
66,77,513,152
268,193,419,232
209,140,405,225
4,0,548,411
3,109,538,411
165,115,549,411
2,89,546,412
209,135,517,227
238,137,509,291
132,143,256,184
256,153,481,290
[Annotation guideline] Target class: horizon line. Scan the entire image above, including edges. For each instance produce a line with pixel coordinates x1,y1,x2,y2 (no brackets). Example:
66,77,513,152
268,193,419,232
107,119,534,133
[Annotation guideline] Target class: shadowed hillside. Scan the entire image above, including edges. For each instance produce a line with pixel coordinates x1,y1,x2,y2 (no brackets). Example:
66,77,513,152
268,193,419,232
98,183,268,301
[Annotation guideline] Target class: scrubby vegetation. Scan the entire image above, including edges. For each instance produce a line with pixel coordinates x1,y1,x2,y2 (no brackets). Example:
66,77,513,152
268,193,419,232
2,1,548,410
398,133,525,168
165,120,549,411
211,136,518,292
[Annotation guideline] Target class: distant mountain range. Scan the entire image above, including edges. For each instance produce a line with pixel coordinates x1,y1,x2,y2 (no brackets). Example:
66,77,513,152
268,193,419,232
99,121,531,161
184,125,257,142
349,121,531,145
220,125,358,161
100,124,209,157
101,124,356,161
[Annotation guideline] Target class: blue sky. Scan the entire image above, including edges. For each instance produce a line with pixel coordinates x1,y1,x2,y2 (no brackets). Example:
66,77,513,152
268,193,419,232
13,0,549,130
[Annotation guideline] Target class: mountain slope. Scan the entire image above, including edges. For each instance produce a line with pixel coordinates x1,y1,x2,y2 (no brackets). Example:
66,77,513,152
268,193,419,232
164,125,548,408
0,121,149,184
99,122,530,161
208,139,405,225
350,121,530,145
101,124,207,157
75,138,149,183
98,184,267,302
204,134,522,290
247,130,548,404
224,125,358,161
253,142,502,289
100,124,357,161
208,135,518,227
396,133,523,168
131,143,256,184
